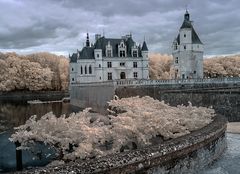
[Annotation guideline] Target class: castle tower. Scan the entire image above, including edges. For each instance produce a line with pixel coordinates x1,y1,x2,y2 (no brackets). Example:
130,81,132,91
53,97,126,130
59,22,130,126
172,10,203,79
141,41,149,79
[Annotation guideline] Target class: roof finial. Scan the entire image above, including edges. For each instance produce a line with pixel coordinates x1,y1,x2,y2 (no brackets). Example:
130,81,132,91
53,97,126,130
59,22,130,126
102,29,105,37
185,4,188,13
86,32,90,47
184,6,190,21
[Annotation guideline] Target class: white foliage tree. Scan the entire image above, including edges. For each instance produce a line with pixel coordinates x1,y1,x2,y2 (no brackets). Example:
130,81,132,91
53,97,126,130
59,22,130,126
10,96,215,161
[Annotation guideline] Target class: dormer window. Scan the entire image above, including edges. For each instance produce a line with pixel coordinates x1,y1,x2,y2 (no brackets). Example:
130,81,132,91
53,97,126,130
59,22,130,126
120,50,125,57
132,43,138,57
107,50,112,57
106,41,112,57
118,40,126,57
132,50,138,57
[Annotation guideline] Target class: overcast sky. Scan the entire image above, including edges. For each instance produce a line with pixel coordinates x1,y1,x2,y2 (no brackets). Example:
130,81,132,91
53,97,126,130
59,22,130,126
0,0,239,57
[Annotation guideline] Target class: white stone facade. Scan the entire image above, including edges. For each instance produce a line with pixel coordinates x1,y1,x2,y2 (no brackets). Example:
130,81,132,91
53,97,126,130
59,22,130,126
172,11,203,79
70,34,149,84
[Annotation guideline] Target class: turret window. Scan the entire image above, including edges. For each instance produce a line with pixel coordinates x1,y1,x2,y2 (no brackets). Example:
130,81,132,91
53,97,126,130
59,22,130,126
174,43,178,50
184,45,186,50
175,57,178,64
184,34,186,37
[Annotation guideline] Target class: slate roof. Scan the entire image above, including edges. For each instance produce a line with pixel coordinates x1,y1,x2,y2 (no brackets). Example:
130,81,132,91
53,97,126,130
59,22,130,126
69,35,148,61
176,12,203,45
142,41,148,51
70,53,77,63
94,36,140,57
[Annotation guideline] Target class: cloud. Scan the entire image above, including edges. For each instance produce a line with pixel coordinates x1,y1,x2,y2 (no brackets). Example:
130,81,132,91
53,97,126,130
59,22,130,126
0,0,239,56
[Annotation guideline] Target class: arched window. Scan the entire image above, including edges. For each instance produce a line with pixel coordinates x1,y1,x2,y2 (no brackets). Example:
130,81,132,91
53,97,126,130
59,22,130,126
80,66,83,74
85,66,87,74
89,65,92,74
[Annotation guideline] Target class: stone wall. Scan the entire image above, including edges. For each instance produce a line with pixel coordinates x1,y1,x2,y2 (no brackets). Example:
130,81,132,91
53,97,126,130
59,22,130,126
18,115,227,174
70,82,115,114
115,86,240,122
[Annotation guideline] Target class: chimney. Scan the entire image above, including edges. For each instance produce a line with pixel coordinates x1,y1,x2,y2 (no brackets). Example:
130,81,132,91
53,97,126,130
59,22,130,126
95,34,101,42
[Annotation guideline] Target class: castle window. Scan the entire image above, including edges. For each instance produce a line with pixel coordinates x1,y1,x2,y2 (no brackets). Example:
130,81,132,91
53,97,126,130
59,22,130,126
107,62,112,68
174,43,178,50
99,64,101,68
89,65,92,74
132,50,138,57
133,62,137,68
97,54,99,58
184,45,186,50
72,78,74,81
184,34,186,37
107,50,112,57
120,50,125,57
175,57,178,64
81,66,83,74
107,72,112,80
85,66,87,74
120,62,125,67
72,68,74,71
133,72,138,78
194,70,196,74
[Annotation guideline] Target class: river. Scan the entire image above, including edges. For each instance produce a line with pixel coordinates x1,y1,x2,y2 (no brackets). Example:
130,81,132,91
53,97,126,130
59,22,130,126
0,101,239,173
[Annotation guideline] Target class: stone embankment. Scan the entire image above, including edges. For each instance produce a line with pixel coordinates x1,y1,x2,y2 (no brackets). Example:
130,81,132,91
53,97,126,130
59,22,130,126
17,115,227,174
0,91,69,102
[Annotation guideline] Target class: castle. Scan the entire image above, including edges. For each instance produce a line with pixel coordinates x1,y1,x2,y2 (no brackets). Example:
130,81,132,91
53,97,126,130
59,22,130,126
69,34,149,83
69,10,203,83
172,10,203,79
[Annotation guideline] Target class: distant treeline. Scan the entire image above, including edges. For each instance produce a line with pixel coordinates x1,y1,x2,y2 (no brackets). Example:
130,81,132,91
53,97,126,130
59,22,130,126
0,52,239,92
0,52,69,91
149,53,240,79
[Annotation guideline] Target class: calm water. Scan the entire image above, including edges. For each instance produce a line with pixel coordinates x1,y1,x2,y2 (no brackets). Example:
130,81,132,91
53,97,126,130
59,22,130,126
0,102,239,173
0,101,81,172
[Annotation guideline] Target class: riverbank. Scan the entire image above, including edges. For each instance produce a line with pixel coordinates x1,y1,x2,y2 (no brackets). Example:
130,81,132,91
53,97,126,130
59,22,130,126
227,122,240,134
0,91,69,102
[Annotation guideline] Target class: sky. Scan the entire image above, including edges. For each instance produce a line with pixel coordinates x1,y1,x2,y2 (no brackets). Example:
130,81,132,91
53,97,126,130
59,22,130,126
0,0,239,57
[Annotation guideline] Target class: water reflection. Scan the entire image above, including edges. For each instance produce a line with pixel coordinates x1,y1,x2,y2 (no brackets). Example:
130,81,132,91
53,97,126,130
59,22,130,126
0,101,81,172
0,101,81,132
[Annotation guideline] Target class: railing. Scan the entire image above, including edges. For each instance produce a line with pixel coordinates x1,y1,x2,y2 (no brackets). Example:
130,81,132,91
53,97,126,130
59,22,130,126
114,77,240,87
71,77,240,87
